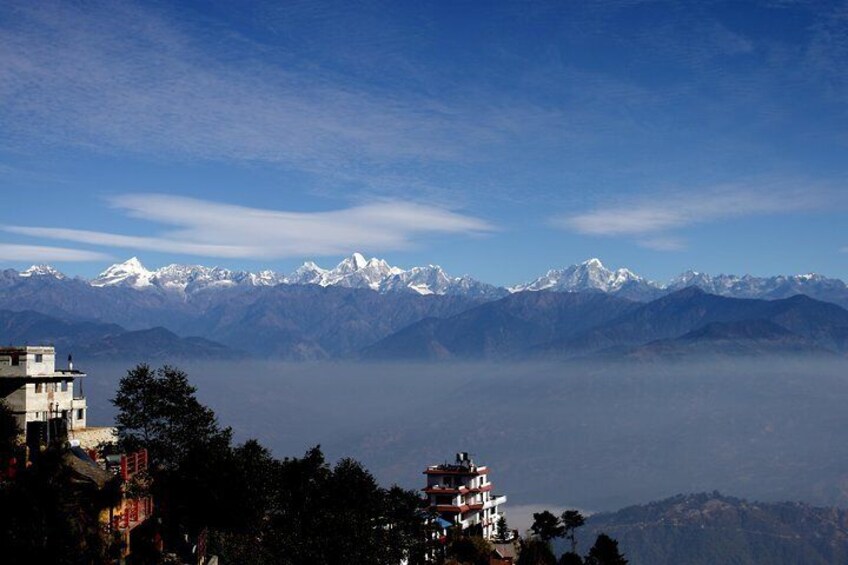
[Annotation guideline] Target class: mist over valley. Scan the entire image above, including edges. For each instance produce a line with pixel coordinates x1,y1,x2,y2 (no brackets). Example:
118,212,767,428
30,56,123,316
80,357,848,530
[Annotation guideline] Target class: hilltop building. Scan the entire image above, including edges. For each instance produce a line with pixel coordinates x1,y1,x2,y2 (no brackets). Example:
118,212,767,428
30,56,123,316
424,452,507,539
0,346,87,432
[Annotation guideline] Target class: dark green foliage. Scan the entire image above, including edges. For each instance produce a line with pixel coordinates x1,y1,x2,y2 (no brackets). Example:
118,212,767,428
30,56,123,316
585,533,627,565
112,364,232,470
447,536,492,565
112,364,431,565
0,400,19,461
496,514,511,542
559,552,584,565
383,486,439,565
518,538,557,565
532,510,566,542
561,510,586,553
0,447,122,564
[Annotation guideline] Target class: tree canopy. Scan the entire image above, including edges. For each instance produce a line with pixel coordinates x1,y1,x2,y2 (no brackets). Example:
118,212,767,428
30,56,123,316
531,510,566,542
113,363,432,565
586,533,628,565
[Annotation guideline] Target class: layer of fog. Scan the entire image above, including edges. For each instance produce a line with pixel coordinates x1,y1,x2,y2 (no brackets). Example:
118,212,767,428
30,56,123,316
83,357,848,531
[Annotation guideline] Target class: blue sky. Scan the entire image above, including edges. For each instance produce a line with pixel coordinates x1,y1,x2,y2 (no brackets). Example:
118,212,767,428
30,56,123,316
1,0,847,286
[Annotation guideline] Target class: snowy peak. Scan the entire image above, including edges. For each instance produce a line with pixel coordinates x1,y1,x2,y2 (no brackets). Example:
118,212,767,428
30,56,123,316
513,257,648,295
92,258,285,292
288,253,404,291
92,257,153,288
276,253,507,298
20,264,65,279
86,253,500,298
338,252,368,273
10,254,848,305
665,270,848,299
288,261,328,285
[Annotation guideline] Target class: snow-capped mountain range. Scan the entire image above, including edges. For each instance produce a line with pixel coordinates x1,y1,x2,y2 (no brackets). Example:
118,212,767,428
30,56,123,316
83,253,505,299
11,255,848,307
509,258,664,301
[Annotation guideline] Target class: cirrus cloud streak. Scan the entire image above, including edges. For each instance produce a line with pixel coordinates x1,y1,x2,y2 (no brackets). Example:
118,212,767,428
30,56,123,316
552,182,835,250
0,243,111,262
5,194,495,260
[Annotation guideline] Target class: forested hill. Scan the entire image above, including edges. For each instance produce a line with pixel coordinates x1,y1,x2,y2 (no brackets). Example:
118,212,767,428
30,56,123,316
571,492,848,565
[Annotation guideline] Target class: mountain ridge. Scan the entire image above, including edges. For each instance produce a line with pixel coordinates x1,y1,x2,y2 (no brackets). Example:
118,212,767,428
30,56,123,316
365,288,848,360
16,255,848,307
570,492,848,565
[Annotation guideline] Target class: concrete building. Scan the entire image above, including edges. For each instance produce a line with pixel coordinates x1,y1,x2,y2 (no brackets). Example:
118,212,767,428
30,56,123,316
423,452,507,539
0,346,87,432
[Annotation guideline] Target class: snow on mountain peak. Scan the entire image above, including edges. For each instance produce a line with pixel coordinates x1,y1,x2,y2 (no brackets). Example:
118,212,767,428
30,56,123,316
351,252,367,268
20,264,65,279
92,257,154,288
509,258,654,295
120,257,147,273
582,257,605,268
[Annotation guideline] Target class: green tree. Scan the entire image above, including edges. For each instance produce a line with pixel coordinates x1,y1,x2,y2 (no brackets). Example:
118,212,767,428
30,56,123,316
561,509,586,554
112,364,232,470
585,533,627,565
448,535,492,565
517,538,557,565
531,510,565,542
112,364,237,556
496,514,511,542
112,365,432,565
0,400,19,462
559,552,584,565
380,486,432,565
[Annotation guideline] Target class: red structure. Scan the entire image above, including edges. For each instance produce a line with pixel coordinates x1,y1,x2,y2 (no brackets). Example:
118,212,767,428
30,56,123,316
423,452,507,539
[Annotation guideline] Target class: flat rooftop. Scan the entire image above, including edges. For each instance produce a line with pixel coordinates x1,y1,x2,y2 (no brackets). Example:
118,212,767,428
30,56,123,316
0,346,57,354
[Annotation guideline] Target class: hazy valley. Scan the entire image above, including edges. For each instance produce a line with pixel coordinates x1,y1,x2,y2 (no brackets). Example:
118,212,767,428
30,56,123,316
78,358,848,534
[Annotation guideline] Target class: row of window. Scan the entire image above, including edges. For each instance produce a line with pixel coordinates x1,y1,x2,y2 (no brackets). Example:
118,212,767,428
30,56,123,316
33,381,70,393
6,353,44,366
31,409,84,420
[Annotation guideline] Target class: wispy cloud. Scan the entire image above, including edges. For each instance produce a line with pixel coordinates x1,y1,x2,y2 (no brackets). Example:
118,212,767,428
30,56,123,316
0,1,552,181
636,236,686,252
5,194,494,259
0,244,111,263
552,181,834,250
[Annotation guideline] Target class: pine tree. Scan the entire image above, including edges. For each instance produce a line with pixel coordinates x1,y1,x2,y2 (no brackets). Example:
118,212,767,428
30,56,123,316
496,515,511,542
561,510,586,554
531,510,565,542
585,533,627,565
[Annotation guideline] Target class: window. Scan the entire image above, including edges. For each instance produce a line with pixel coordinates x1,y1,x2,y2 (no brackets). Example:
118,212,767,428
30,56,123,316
61,381,69,392
61,410,68,420
35,353,43,363
35,383,44,393
11,355,19,366
76,409,84,420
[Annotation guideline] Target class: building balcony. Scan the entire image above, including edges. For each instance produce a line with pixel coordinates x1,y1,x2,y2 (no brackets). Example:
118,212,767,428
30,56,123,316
483,495,507,510
424,465,489,476
424,485,468,495
433,504,468,514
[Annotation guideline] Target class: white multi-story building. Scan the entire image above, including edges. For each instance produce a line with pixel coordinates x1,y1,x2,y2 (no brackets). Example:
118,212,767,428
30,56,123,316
0,346,87,432
423,452,507,539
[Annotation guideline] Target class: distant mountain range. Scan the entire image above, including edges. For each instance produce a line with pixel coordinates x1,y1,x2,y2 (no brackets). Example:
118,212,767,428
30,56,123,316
570,492,848,565
2,255,848,360
364,287,848,360
0,309,232,360
87,253,505,300
11,254,848,307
